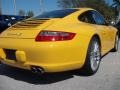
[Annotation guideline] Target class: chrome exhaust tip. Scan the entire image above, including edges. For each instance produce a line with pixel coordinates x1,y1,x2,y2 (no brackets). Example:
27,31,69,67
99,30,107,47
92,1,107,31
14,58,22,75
31,67,37,73
31,66,44,75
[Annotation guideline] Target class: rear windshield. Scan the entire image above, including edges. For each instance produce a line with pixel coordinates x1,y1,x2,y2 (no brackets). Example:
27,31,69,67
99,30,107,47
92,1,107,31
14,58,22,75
34,9,78,18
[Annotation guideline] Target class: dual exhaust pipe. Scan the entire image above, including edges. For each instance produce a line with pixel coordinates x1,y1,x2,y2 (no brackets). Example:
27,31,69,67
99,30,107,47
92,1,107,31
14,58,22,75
31,66,44,75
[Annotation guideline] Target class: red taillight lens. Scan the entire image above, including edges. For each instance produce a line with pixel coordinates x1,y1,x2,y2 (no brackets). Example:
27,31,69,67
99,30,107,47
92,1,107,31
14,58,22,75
35,31,76,41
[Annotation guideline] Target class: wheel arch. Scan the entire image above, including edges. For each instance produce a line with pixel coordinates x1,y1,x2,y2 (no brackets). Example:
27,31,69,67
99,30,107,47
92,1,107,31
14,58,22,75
81,34,101,75
88,34,101,49
83,34,101,64
92,34,101,47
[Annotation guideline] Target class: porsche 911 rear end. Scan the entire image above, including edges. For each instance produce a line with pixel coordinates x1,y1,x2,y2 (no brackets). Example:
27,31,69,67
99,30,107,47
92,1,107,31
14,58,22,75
0,9,93,74
0,17,88,74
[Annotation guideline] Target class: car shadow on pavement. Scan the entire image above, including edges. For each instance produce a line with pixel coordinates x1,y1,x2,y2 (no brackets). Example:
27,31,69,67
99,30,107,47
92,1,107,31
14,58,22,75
0,64,91,85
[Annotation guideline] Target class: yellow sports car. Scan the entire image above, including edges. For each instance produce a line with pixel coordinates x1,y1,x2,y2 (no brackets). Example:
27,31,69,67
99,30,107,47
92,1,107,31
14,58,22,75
0,8,119,75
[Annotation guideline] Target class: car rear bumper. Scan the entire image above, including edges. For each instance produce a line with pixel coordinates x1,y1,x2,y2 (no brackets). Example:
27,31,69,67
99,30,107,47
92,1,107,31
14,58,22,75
0,37,89,72
0,59,83,72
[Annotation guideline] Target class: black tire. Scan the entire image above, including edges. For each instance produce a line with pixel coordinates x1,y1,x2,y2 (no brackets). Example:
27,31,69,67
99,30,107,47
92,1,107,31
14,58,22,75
82,37,101,75
111,34,119,52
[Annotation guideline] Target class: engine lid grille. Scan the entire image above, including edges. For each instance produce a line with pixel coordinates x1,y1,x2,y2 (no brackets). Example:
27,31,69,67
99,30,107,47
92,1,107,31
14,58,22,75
12,19,50,28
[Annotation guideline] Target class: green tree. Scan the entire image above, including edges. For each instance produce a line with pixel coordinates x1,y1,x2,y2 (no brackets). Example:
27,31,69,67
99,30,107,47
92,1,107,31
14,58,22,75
112,0,120,22
18,10,25,16
27,10,34,17
58,0,115,21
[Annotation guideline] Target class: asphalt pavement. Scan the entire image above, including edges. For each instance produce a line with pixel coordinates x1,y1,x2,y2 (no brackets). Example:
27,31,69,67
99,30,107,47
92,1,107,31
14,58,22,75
0,41,120,90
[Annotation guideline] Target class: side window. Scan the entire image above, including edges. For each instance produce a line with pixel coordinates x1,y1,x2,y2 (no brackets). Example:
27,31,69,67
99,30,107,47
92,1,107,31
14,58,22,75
78,11,95,24
92,11,106,25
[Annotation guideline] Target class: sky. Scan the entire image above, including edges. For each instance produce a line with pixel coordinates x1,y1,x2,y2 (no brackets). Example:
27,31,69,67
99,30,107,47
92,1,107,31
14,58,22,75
1,0,113,16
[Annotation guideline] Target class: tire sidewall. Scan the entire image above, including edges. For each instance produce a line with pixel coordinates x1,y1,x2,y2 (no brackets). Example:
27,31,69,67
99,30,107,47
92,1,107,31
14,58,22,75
85,37,101,74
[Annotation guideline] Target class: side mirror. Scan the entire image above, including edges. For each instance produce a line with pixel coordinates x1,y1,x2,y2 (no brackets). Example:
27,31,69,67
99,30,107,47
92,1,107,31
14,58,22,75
110,21,115,26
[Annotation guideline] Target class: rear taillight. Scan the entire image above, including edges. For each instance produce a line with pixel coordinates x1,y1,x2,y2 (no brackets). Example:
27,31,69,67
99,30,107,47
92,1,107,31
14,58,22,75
35,31,76,41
